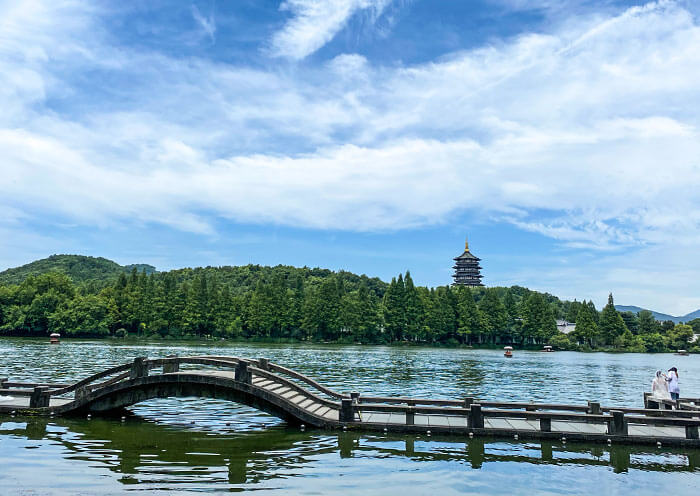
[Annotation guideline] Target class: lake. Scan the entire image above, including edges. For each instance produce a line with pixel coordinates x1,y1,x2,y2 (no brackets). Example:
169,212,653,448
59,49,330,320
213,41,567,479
1,338,698,494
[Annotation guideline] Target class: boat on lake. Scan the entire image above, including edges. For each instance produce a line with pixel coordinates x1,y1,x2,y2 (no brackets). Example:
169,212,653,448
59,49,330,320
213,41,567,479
504,346,513,358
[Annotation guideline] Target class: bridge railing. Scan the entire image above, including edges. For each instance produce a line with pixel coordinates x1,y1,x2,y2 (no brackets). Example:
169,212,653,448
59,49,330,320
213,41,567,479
0,364,135,407
247,364,341,410
158,355,349,402
352,394,700,418
341,400,700,440
258,361,348,400
63,355,344,414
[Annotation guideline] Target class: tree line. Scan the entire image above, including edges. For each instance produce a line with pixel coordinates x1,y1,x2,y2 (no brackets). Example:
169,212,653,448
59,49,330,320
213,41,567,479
0,264,697,352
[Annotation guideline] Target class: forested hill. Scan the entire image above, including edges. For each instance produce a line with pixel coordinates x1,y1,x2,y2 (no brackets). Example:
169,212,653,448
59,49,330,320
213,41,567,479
0,255,697,353
0,255,156,286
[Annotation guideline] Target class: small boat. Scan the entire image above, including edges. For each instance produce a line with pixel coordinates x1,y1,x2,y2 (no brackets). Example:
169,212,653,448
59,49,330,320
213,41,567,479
542,345,554,352
504,346,513,358
675,350,689,356
49,333,60,344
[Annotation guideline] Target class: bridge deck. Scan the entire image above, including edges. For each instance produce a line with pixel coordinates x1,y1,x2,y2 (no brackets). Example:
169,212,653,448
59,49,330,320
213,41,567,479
0,396,73,409
359,412,686,438
1,356,698,447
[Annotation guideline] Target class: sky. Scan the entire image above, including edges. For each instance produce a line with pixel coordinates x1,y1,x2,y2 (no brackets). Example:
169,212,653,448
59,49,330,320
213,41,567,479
1,0,699,315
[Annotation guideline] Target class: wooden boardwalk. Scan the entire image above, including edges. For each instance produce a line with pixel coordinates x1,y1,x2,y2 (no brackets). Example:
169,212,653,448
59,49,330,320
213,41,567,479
2,355,699,447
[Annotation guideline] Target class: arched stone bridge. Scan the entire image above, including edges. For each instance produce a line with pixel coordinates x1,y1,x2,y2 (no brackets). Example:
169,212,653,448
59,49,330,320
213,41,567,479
2,355,700,448
1,356,348,427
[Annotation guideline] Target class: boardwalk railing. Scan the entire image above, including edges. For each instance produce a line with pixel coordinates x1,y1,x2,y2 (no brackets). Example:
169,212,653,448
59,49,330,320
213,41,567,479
344,399,700,440
3,356,700,444
356,394,700,418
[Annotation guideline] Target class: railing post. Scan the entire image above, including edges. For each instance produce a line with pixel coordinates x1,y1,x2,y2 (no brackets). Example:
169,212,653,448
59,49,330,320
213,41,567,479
468,403,484,429
340,398,354,423
587,401,601,415
163,355,179,374
539,417,552,432
0,377,7,389
235,360,251,384
608,410,628,436
30,386,50,408
686,425,700,440
258,358,270,370
463,397,473,409
406,406,415,425
350,391,361,404
75,386,90,402
130,357,149,379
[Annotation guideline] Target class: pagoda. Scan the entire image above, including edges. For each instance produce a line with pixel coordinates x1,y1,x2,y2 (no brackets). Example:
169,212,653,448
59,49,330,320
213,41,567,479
452,237,484,286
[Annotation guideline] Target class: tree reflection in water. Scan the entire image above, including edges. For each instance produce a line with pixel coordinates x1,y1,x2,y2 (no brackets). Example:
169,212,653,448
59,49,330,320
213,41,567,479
2,415,698,489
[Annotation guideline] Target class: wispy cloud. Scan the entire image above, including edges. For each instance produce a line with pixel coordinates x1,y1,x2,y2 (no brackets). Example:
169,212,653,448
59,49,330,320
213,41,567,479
191,4,216,42
269,0,391,59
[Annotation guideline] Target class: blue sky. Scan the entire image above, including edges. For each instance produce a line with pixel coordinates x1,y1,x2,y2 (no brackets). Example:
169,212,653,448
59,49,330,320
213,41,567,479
1,0,700,315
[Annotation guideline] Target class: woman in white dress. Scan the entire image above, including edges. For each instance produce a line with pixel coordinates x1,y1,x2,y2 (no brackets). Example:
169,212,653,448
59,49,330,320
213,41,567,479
651,370,671,400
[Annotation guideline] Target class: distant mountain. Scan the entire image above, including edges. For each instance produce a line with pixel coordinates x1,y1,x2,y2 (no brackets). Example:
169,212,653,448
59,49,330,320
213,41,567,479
0,255,156,286
681,309,700,322
615,305,700,324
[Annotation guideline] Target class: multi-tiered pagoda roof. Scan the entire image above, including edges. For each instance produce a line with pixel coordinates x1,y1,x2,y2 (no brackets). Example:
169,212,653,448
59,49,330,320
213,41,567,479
452,238,483,287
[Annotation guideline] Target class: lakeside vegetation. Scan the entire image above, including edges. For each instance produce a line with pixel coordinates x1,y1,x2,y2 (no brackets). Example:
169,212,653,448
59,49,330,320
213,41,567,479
0,255,697,353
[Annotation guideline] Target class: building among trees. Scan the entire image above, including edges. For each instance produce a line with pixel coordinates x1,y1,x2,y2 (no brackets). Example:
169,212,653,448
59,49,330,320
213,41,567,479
452,237,484,287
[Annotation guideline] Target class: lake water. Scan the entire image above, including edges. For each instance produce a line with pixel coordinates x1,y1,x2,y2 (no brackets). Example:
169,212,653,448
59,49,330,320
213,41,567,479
1,338,698,494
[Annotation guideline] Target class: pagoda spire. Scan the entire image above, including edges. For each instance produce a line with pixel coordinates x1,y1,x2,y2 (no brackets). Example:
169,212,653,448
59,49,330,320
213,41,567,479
464,236,469,252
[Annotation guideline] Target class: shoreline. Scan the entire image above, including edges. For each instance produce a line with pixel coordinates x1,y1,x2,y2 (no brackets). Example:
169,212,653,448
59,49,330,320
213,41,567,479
0,335,694,354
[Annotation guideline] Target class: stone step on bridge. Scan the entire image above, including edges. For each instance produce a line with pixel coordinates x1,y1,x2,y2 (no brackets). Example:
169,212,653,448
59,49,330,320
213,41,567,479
2,355,700,448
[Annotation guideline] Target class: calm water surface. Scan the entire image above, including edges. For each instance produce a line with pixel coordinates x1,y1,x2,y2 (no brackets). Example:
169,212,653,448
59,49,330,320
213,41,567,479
0,338,698,495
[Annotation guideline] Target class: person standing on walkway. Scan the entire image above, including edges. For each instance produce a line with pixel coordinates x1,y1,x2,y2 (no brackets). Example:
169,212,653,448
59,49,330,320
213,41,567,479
651,370,671,400
667,367,680,401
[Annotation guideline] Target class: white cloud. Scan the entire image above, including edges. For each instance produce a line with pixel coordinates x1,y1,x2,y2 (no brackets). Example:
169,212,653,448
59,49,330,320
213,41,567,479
269,0,391,59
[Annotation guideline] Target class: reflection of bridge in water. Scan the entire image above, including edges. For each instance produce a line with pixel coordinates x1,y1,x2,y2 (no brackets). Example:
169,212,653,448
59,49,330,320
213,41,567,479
2,355,700,447
2,417,699,483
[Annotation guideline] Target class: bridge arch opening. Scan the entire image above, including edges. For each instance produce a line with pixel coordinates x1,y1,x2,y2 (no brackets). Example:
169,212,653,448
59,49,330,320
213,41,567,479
78,380,304,427
127,397,287,431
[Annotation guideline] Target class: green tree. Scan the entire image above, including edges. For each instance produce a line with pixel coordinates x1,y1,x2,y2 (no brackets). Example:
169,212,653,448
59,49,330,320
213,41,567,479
637,310,658,334
49,294,111,337
456,286,482,344
340,283,380,343
566,300,583,323
183,272,211,336
668,323,694,350
617,328,646,352
599,293,627,346
620,311,638,334
586,300,599,323
573,304,599,347
422,287,457,343
382,275,406,342
687,318,700,335
549,332,574,350
247,280,276,337
641,333,668,352
478,289,507,343
301,277,341,341
403,272,423,342
520,292,557,345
